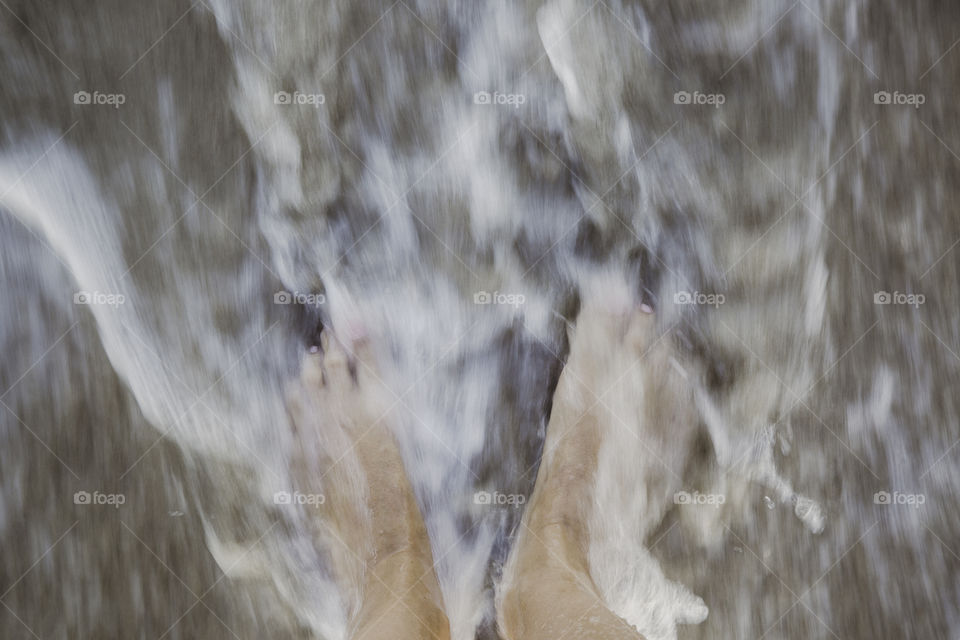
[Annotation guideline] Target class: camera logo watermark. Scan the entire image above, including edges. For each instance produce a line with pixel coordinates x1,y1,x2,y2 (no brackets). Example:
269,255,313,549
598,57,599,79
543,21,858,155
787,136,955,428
273,491,325,507
674,290,725,308
74,291,126,307
873,291,924,308
474,290,525,308
274,91,326,107
74,490,126,508
674,490,725,507
73,90,126,109
474,490,526,507
874,490,925,508
474,91,526,108
274,291,326,306
673,91,725,108
873,91,924,108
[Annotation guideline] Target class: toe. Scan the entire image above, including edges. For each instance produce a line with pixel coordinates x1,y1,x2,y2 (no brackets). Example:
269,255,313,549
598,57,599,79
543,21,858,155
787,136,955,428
625,306,657,352
301,348,325,389
350,335,380,385
322,332,351,388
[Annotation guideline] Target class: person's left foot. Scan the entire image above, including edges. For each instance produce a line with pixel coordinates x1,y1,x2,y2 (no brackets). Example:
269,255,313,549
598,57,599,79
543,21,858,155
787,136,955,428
287,331,450,640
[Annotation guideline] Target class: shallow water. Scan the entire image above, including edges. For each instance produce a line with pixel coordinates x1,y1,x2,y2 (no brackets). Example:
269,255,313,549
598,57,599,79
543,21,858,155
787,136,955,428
1,1,958,638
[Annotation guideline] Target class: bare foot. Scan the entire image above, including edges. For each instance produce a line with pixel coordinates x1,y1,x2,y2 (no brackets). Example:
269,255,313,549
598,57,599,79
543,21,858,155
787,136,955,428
497,304,666,640
287,331,450,640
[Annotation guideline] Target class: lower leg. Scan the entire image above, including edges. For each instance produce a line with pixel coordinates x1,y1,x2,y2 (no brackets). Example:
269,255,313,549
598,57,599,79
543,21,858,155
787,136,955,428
287,332,450,640
498,305,655,640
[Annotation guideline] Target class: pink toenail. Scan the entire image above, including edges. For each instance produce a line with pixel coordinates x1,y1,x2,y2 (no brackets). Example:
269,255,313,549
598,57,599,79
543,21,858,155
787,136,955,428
639,303,654,314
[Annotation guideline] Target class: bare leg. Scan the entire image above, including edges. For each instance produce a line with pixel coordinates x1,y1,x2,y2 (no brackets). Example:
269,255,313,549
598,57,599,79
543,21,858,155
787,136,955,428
498,304,673,640
287,332,450,640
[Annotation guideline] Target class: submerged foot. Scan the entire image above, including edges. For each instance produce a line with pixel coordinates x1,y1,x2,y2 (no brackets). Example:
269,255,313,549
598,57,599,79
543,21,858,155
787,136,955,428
498,303,658,640
288,330,450,640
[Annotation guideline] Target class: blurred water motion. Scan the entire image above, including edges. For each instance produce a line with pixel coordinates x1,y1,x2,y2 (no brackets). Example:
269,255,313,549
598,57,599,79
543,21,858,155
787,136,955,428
1,1,958,638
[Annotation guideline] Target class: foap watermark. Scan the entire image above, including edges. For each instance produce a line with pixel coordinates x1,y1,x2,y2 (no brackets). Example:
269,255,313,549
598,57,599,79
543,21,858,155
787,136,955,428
474,490,526,507
74,291,125,307
673,90,725,108
274,90,326,107
273,491,326,507
874,90,925,109
874,291,924,308
474,91,526,108
674,490,725,507
274,290,326,306
74,490,126,508
73,90,126,109
474,290,525,308
874,490,925,508
674,290,725,308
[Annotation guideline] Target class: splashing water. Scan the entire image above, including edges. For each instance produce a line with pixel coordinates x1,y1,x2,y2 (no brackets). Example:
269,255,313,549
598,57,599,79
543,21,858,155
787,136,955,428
1,1,958,639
